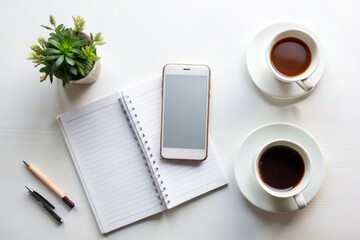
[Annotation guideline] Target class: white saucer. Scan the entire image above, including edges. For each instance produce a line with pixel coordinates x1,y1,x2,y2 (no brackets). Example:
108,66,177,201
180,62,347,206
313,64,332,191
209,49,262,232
247,22,326,99
234,123,324,213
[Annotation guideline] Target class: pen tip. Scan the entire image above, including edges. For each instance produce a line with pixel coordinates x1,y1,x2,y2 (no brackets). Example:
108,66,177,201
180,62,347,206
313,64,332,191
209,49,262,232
23,161,29,167
25,185,31,191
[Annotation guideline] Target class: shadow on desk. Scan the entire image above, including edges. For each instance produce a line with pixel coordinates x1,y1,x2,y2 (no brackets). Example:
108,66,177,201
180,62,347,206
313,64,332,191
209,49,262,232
244,198,298,224
245,70,311,107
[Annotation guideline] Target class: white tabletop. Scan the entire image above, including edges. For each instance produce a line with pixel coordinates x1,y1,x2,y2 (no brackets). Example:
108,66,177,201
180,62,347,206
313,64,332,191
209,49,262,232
1,0,359,239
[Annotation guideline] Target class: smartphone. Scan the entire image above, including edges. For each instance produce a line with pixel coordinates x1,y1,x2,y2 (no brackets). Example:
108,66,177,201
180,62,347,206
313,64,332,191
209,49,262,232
160,64,211,161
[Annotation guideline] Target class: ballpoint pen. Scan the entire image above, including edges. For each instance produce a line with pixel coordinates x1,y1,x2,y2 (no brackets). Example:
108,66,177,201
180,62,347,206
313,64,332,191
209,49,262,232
23,161,75,208
25,186,64,224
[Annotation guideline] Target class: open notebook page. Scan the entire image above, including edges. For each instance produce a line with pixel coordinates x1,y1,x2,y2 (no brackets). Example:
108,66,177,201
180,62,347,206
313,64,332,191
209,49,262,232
57,93,166,234
122,77,228,208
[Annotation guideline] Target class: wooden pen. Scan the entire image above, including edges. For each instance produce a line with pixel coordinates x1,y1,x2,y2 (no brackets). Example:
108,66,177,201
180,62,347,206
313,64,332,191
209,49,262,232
23,161,75,208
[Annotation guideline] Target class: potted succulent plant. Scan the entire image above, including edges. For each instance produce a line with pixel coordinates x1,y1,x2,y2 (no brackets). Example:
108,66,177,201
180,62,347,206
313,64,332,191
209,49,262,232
28,15,105,87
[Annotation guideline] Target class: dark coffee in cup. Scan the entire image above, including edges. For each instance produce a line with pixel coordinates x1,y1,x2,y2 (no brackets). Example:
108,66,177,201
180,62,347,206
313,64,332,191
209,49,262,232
266,29,320,92
254,139,312,209
270,37,311,77
258,145,305,191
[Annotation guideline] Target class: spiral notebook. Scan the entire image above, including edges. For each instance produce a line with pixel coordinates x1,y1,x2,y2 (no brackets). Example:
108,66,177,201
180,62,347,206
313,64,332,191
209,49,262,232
56,77,228,234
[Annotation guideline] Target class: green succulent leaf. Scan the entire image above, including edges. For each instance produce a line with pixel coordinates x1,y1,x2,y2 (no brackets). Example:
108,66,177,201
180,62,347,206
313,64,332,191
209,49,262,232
48,39,61,49
71,40,86,48
71,49,82,55
39,67,48,73
64,29,72,39
65,56,75,66
55,55,64,67
56,24,65,31
41,25,53,31
68,66,77,75
49,33,57,39
46,48,61,55
45,55,60,61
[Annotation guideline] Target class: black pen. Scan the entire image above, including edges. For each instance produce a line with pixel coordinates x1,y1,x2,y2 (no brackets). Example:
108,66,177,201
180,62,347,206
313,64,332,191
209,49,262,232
25,186,64,224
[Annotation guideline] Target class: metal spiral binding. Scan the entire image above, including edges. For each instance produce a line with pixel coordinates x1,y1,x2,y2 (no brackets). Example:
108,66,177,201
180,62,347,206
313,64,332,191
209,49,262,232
119,93,170,206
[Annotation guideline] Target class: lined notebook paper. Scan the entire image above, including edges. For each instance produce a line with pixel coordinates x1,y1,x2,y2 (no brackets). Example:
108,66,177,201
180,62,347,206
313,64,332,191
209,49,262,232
57,77,228,234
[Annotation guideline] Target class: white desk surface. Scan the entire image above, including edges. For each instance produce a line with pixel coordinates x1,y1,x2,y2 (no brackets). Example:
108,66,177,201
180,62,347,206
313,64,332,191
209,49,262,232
1,1,359,239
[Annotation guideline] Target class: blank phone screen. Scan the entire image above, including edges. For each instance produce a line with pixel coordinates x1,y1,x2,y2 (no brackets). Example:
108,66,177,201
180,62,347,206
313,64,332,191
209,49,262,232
163,74,208,149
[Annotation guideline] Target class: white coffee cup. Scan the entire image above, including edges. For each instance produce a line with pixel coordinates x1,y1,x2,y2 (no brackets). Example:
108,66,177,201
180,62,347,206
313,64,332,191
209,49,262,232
253,139,312,209
266,29,320,92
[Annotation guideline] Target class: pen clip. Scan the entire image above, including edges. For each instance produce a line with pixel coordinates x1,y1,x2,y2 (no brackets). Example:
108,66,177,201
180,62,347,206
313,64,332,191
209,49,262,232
33,191,55,209
26,186,55,209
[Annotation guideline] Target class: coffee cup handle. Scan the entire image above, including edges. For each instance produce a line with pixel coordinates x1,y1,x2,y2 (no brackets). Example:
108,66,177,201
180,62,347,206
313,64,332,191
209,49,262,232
296,79,313,92
293,193,307,209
